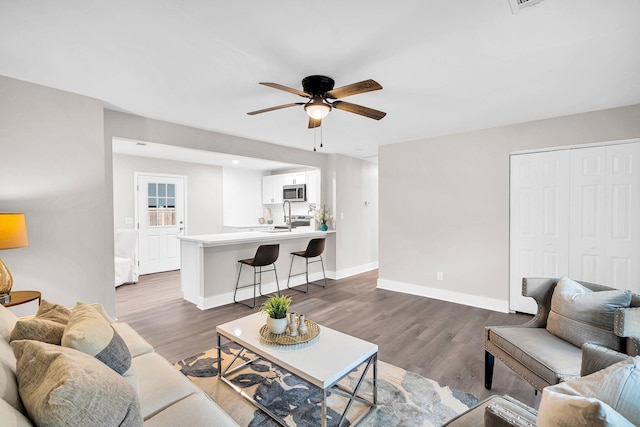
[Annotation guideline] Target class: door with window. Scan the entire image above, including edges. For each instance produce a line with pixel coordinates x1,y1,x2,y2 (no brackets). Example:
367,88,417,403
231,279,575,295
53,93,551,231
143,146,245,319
136,173,186,274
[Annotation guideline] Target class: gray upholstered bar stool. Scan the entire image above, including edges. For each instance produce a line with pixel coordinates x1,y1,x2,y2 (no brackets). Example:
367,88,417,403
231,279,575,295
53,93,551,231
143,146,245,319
286,238,327,293
233,244,280,308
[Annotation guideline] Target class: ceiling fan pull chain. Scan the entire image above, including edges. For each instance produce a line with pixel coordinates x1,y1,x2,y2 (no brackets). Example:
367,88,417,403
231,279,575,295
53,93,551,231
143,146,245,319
320,124,323,148
313,127,317,152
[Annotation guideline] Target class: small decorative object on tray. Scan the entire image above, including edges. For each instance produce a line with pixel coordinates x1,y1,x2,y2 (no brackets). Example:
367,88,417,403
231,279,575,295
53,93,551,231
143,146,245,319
260,318,320,345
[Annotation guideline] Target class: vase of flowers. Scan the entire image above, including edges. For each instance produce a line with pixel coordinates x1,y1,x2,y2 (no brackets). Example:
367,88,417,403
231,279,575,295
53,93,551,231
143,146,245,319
312,205,334,231
260,295,292,335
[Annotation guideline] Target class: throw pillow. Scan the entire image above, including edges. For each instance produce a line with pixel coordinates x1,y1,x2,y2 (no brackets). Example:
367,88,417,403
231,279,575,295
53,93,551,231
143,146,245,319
62,302,134,377
36,299,71,325
546,277,631,350
538,356,640,427
10,318,65,345
11,340,142,427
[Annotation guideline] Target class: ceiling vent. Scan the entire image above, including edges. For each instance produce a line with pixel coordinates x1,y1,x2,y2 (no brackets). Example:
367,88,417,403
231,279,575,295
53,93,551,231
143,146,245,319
509,0,545,14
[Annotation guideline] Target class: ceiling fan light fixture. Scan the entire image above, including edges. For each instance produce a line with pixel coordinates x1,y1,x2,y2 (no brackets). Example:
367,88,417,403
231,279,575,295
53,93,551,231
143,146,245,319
304,97,331,120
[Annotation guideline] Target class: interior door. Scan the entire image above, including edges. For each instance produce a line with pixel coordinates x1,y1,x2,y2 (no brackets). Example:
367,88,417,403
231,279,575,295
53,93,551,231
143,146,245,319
136,174,186,274
569,143,640,291
509,150,570,314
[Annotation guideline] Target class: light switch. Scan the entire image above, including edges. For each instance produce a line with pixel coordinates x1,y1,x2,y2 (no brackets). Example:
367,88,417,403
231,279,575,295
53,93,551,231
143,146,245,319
125,217,134,225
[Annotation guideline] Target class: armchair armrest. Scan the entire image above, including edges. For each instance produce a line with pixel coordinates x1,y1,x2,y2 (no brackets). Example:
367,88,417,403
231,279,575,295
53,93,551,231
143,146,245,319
581,343,630,376
521,277,558,328
485,395,538,427
614,307,640,338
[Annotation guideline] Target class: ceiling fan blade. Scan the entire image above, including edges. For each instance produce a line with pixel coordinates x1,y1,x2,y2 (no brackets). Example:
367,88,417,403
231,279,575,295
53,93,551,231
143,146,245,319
308,117,322,129
332,101,386,120
325,79,382,100
247,103,305,115
259,82,311,98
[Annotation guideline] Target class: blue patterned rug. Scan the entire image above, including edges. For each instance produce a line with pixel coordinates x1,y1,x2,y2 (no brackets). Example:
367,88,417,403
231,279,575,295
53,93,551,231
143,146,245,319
175,343,476,427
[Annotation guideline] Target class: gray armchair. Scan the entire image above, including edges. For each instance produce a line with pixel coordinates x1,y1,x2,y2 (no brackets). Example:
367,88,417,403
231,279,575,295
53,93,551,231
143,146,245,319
485,277,640,392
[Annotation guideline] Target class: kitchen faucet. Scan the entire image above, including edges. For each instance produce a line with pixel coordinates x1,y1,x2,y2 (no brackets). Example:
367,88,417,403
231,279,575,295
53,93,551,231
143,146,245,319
283,200,292,232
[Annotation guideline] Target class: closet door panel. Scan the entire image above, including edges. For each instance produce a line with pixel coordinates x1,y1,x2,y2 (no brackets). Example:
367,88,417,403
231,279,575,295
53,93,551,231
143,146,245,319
605,143,640,292
510,151,570,314
569,147,607,283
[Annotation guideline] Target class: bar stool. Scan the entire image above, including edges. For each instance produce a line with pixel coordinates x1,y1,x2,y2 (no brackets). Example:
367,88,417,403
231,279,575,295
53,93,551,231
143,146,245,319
286,238,327,293
233,244,280,308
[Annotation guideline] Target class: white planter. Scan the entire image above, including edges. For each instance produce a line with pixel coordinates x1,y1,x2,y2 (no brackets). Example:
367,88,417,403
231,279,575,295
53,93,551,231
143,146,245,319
266,317,288,335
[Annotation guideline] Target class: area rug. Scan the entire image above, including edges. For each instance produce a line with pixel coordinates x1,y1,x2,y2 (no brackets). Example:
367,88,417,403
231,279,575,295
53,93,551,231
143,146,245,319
175,343,477,427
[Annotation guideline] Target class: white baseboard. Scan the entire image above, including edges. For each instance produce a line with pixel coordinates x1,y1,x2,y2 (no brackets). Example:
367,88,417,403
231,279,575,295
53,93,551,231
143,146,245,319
332,262,378,280
376,279,509,313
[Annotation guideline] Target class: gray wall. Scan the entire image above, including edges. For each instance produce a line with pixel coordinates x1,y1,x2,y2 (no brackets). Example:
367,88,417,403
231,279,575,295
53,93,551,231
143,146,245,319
0,76,113,316
327,155,379,276
378,104,640,311
113,154,224,235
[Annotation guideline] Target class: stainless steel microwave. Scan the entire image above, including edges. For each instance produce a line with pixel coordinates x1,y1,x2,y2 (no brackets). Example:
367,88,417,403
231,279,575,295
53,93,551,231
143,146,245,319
283,184,306,202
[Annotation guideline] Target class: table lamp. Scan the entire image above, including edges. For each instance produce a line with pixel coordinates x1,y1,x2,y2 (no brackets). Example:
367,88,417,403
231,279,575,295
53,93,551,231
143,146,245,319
0,213,29,295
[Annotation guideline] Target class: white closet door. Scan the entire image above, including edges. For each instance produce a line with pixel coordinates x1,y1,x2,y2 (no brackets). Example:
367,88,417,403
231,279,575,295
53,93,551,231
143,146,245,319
569,147,607,283
510,150,571,313
606,143,640,293
570,143,640,292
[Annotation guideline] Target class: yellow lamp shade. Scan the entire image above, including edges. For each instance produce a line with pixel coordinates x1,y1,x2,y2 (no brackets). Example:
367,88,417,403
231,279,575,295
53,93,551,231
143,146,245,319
0,213,29,295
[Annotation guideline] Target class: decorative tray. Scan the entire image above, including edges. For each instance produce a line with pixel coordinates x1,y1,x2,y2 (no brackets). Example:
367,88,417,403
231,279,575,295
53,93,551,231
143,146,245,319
259,319,320,345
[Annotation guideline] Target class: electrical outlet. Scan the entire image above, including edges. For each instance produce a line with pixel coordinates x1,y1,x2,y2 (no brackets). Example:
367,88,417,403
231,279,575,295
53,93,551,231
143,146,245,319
437,272,444,281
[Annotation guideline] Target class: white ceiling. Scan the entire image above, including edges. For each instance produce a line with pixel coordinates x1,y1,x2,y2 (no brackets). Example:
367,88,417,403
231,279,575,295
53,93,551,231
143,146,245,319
1,0,639,160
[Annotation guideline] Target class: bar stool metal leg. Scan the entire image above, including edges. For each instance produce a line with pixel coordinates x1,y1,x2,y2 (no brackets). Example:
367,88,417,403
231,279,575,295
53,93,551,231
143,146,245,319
234,264,257,309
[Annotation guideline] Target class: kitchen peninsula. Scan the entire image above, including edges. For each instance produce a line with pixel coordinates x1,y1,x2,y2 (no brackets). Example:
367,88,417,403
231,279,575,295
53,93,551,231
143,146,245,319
179,229,335,310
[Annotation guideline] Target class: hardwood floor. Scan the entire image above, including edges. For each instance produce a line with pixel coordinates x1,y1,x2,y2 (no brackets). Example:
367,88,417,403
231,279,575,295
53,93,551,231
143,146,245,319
115,269,541,408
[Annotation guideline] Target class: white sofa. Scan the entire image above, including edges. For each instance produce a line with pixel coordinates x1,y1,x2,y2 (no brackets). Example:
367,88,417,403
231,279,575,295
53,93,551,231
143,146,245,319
0,303,239,426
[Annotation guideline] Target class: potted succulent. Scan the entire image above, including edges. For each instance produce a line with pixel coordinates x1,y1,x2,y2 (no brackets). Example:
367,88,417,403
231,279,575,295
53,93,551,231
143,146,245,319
261,294,292,334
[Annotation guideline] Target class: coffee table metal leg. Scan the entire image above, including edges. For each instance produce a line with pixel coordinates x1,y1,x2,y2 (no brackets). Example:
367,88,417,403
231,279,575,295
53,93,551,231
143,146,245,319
331,353,377,427
321,389,327,427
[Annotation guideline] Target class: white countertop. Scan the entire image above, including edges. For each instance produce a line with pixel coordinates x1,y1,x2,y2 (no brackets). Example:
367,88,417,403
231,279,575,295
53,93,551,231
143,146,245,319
179,229,333,247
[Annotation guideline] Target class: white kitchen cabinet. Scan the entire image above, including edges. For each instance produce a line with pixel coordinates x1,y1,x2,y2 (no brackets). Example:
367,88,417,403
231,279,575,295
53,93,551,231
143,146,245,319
282,172,305,186
305,170,319,204
262,175,284,204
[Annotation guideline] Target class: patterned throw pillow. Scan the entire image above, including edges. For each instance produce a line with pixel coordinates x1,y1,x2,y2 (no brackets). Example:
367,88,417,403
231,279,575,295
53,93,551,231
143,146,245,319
11,340,142,427
546,277,632,351
61,302,136,385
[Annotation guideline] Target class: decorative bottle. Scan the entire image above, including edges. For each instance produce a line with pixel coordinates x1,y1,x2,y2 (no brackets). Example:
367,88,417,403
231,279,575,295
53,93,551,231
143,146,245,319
289,314,298,337
298,314,308,335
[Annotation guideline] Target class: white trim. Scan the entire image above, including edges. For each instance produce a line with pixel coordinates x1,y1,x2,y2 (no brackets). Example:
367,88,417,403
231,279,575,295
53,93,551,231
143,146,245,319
376,279,509,313
333,262,378,280
510,138,640,156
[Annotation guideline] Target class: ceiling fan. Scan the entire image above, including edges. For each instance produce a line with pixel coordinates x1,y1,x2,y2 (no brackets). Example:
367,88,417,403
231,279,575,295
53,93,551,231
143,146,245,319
247,75,386,129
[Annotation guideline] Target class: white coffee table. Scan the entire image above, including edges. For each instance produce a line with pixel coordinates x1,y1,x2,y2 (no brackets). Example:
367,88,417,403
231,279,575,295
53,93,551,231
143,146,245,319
216,312,378,427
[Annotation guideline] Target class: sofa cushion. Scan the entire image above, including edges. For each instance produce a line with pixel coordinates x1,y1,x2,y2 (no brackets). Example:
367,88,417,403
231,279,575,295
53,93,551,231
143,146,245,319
143,392,239,427
112,322,154,358
547,277,631,351
0,361,24,414
10,318,65,345
538,356,640,427
0,399,32,427
35,299,71,325
132,352,201,420
488,327,582,385
12,340,143,427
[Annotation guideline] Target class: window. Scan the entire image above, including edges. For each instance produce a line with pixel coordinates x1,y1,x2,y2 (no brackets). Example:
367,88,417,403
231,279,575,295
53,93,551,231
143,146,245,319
148,183,176,226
